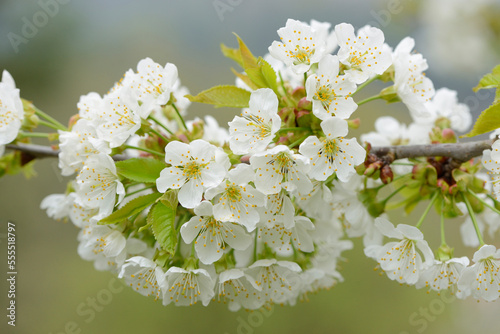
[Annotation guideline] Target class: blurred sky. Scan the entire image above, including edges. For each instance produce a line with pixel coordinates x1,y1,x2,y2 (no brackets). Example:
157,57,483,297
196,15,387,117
1,1,500,333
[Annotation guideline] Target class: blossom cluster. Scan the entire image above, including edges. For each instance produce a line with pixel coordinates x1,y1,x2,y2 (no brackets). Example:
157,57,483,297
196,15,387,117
2,18,500,308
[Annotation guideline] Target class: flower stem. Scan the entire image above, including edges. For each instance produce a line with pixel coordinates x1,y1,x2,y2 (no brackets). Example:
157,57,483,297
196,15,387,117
462,192,485,246
125,186,155,198
34,108,67,131
288,133,310,149
381,184,406,205
149,116,174,135
277,127,310,134
416,191,439,228
352,75,378,97
468,189,500,216
124,145,165,158
172,103,188,130
37,120,62,131
253,229,259,262
149,126,170,143
19,131,50,138
440,200,446,247
357,95,382,106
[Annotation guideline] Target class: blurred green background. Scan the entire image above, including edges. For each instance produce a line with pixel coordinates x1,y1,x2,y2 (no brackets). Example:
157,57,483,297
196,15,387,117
1,0,499,333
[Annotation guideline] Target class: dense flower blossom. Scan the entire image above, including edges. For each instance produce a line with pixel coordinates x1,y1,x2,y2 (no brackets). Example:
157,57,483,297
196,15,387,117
269,19,327,74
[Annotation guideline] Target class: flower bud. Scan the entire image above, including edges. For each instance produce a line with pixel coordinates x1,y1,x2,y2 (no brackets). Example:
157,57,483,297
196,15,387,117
380,165,394,184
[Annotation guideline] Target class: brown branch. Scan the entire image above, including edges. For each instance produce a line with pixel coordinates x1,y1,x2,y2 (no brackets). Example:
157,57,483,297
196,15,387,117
370,138,495,163
6,139,496,165
6,143,128,161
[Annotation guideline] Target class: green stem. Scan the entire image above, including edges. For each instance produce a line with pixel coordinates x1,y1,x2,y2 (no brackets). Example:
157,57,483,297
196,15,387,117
149,126,170,143
37,120,61,131
390,162,415,166
278,71,289,98
253,229,259,262
172,103,188,130
277,127,310,134
288,133,311,149
34,108,67,131
440,200,446,247
303,72,308,87
357,95,382,106
125,186,155,198
19,131,50,138
352,75,378,97
381,184,406,205
149,116,174,135
416,191,439,228
462,193,485,246
468,189,500,216
124,145,165,158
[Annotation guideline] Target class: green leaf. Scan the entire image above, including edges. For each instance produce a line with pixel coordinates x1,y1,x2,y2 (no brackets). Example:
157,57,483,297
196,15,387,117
116,158,166,183
220,43,243,68
185,85,251,108
259,58,279,93
99,192,162,224
463,103,500,137
234,33,258,70
231,68,260,90
474,65,500,93
149,200,177,254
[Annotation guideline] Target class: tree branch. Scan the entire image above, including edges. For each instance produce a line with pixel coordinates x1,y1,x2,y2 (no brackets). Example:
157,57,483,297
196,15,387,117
6,143,128,161
6,139,496,165
370,138,495,163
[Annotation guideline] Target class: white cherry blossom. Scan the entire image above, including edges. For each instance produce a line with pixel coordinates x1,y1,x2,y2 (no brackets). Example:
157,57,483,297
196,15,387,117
457,245,500,302
75,153,125,220
118,256,165,300
161,267,215,306
417,257,469,292
335,23,392,84
205,164,266,231
215,269,263,311
58,119,110,176
0,70,24,145
180,201,252,264
393,37,435,118
250,145,312,195
370,218,434,285
228,88,280,155
156,139,230,208
305,55,357,120
268,19,326,74
299,118,365,182
245,259,302,304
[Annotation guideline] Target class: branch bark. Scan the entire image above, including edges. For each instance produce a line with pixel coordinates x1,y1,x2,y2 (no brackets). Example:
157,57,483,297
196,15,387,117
5,143,128,161
369,138,495,163
6,139,495,164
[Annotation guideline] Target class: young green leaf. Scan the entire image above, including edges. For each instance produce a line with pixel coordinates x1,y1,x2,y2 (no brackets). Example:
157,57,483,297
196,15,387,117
474,64,500,92
185,85,251,108
99,192,162,224
220,43,243,68
234,33,258,70
463,103,500,137
116,158,166,183
149,201,177,254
